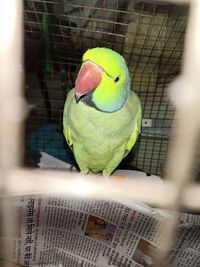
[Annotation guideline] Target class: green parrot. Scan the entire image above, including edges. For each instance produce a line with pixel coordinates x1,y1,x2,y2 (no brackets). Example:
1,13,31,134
63,47,142,176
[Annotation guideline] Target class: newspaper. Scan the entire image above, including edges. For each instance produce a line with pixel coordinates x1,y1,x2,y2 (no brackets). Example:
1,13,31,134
0,154,199,267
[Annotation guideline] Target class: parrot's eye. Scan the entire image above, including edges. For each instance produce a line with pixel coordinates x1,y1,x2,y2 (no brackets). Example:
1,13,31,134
114,76,120,83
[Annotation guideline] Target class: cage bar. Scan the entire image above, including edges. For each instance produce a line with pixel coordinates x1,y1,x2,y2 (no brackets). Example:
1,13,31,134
1,0,200,267
0,1,24,267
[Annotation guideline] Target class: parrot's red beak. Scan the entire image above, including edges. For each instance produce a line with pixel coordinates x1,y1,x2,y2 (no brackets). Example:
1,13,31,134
75,61,102,102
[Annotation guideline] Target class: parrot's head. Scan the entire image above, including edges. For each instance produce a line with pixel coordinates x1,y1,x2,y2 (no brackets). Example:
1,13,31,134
74,47,130,112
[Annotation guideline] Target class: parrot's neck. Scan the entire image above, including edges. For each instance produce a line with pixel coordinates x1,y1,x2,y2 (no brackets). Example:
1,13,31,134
81,83,130,113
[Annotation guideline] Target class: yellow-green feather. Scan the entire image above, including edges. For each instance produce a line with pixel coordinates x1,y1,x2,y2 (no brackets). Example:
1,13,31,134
82,47,130,112
63,89,141,175
83,47,127,77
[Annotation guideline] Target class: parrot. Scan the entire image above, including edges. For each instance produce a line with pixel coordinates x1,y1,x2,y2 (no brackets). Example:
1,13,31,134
63,47,142,176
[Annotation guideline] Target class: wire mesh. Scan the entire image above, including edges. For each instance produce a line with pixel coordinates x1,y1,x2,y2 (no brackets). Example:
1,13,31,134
24,0,189,175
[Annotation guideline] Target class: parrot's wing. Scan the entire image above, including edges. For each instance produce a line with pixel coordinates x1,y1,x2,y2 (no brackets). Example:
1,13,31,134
124,93,142,158
63,89,74,151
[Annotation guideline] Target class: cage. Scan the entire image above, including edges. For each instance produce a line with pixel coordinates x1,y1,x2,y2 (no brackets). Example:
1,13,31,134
1,0,200,267
24,0,189,176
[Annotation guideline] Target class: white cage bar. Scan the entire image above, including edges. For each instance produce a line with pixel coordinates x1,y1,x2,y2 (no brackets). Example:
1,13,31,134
0,0,200,266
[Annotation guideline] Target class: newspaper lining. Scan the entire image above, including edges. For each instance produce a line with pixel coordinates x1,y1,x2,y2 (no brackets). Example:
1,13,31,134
0,153,199,267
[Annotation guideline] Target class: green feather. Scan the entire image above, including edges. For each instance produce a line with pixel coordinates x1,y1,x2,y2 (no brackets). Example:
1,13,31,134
63,47,142,175
83,47,127,78
83,47,130,112
63,89,141,175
